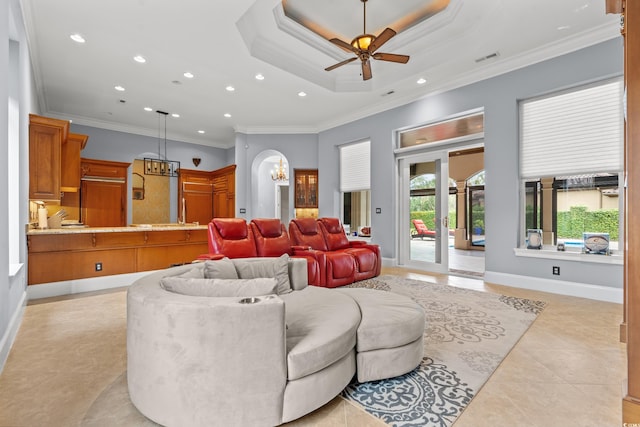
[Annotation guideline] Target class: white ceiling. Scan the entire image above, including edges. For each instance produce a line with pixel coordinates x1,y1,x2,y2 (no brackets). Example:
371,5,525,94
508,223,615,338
21,0,621,149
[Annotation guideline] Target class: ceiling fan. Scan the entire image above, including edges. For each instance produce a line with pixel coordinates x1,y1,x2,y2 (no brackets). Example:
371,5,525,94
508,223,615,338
325,0,410,81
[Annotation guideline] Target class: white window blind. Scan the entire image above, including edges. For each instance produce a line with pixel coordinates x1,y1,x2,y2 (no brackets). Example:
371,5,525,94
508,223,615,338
340,140,371,192
520,78,623,179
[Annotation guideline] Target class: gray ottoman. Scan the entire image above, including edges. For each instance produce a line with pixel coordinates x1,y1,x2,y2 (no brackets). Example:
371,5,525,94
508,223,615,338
336,288,425,382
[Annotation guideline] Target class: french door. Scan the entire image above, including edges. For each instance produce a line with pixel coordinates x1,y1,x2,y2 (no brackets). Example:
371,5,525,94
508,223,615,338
398,151,449,273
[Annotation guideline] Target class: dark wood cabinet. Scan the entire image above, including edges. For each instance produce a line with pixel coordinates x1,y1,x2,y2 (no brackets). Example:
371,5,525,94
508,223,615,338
80,158,130,227
294,169,318,208
29,114,69,201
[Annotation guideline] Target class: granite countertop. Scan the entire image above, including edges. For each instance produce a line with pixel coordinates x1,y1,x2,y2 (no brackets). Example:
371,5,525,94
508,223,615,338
27,224,208,235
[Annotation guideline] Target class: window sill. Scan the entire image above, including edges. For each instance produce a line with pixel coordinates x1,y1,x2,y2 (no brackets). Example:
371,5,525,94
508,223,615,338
513,247,622,265
9,263,24,277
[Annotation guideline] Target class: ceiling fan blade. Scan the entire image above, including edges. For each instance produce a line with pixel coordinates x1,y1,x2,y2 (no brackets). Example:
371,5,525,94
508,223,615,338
325,57,358,72
362,59,372,81
373,52,410,64
329,38,359,54
368,28,396,54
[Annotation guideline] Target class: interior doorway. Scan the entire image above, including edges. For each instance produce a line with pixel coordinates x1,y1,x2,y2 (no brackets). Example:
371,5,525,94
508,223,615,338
276,184,290,224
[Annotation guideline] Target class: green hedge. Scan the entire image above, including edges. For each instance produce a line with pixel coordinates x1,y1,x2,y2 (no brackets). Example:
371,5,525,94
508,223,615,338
557,206,619,240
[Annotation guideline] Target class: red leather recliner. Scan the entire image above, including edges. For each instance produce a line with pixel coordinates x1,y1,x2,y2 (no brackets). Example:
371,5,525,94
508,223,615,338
289,218,356,288
207,218,258,258
249,218,322,286
317,217,381,282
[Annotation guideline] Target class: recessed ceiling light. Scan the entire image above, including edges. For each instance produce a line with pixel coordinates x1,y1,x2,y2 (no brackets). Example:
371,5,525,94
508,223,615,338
70,33,85,43
144,107,153,112
224,113,231,118
171,113,180,118
226,86,235,92
133,55,146,63
198,130,205,134
114,85,125,92
298,91,307,97
417,78,427,85
255,74,265,80
183,72,194,79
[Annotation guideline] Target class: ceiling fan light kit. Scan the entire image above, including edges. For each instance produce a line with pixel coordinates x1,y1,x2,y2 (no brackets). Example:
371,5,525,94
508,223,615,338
325,0,410,81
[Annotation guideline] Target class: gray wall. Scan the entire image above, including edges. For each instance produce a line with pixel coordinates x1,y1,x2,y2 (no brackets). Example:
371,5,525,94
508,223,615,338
74,124,230,170
317,37,624,290
71,124,233,222
1,0,37,371
234,133,318,220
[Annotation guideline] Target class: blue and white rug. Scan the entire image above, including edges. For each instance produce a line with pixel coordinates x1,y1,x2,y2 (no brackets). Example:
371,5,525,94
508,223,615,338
342,275,546,427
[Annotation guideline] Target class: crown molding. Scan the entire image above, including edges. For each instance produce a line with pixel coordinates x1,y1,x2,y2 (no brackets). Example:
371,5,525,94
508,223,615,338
46,111,232,149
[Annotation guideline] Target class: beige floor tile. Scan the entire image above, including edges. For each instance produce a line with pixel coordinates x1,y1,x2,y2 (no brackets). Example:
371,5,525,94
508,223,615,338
0,267,626,427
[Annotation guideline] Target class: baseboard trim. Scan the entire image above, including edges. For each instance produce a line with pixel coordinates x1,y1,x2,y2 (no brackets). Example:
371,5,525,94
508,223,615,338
0,290,27,374
26,271,160,300
381,257,396,268
484,271,623,303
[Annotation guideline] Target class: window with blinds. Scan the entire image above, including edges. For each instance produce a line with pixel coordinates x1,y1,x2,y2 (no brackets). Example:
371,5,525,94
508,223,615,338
340,140,371,234
519,78,623,249
520,78,623,179
340,140,371,192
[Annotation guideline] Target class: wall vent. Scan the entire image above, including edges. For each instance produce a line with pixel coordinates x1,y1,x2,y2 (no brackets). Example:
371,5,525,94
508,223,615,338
475,52,500,63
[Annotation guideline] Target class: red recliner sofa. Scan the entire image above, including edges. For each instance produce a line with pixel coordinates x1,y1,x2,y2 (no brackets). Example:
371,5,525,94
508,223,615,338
249,218,321,286
289,217,381,287
317,217,381,281
203,217,321,286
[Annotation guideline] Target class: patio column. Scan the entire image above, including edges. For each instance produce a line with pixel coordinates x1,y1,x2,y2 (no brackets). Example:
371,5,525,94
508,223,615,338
540,177,555,245
454,180,468,249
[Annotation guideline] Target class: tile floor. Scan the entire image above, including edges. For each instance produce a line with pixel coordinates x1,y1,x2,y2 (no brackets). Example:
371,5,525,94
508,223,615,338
0,267,626,427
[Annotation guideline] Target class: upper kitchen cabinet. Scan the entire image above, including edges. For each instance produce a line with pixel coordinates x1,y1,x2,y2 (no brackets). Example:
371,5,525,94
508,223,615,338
29,114,69,201
29,114,88,200
61,133,88,192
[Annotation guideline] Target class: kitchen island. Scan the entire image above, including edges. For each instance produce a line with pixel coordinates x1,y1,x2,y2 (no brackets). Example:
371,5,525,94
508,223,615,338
27,224,208,286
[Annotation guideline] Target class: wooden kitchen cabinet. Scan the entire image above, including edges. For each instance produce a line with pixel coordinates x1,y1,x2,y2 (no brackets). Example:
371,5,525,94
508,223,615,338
80,158,130,227
294,169,318,208
178,165,236,223
212,165,236,218
61,133,88,192
27,227,208,285
29,114,69,201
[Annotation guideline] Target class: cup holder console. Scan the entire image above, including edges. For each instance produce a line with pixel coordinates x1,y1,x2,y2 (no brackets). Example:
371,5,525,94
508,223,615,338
239,297,261,304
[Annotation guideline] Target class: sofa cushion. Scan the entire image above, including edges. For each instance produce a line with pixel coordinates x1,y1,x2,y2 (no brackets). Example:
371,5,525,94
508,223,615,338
234,254,291,294
204,258,239,279
336,288,425,352
213,218,248,239
178,267,205,279
295,218,319,235
289,218,328,251
280,286,360,380
160,277,277,297
252,218,283,237
319,218,350,251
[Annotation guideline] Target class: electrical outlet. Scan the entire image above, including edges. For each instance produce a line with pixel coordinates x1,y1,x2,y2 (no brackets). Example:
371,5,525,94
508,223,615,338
95,262,103,272
552,266,560,275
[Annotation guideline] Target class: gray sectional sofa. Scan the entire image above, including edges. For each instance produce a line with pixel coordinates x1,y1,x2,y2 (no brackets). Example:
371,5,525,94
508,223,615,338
127,256,425,426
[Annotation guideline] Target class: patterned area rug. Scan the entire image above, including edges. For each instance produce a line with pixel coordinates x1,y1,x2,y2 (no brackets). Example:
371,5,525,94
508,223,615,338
342,275,546,427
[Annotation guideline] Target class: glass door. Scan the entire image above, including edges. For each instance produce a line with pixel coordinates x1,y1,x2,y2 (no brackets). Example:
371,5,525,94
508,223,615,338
399,151,449,273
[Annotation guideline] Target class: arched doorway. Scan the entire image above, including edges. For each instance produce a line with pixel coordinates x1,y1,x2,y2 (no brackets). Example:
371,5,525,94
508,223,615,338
251,150,290,221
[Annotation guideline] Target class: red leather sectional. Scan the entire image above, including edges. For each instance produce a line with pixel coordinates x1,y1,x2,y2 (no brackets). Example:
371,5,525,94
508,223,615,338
289,218,381,287
203,217,380,288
